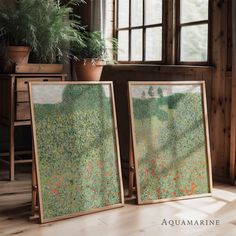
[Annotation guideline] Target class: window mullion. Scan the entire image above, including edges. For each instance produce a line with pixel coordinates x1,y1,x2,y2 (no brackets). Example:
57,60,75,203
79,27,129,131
128,0,132,61
143,0,145,61
116,0,164,63
180,20,208,28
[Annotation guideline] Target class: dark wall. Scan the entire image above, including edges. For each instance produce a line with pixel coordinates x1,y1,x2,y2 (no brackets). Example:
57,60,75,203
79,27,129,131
0,125,8,152
0,125,31,153
74,0,92,31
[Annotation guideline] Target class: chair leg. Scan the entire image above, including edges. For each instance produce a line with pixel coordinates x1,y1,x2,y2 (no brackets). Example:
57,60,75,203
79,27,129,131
9,124,14,181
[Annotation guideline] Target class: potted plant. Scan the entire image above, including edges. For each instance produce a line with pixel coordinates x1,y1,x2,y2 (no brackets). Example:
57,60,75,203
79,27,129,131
72,31,118,81
0,0,85,72
29,0,85,66
0,1,38,64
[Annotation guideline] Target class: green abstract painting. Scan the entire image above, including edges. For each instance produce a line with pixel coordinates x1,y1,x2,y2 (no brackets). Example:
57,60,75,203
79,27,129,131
30,82,124,223
129,82,212,204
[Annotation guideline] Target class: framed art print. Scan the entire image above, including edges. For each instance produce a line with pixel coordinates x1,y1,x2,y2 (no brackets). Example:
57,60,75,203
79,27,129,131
29,82,124,223
128,81,212,204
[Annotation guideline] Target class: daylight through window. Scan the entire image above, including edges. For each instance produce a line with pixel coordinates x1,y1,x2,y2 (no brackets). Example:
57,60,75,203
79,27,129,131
117,0,163,62
178,0,209,62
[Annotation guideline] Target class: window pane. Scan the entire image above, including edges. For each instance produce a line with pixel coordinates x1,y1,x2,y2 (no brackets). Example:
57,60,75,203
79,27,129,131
118,30,129,61
145,0,162,25
180,0,208,23
145,27,162,61
131,0,143,27
180,24,208,62
118,0,129,28
131,29,143,61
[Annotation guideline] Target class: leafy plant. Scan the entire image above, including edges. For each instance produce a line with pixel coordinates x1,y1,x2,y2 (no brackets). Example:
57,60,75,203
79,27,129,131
0,0,86,63
29,0,85,63
0,1,38,48
72,31,118,63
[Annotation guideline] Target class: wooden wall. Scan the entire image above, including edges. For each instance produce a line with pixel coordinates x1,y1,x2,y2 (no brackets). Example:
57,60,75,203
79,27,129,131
210,0,232,182
230,0,236,183
0,0,234,183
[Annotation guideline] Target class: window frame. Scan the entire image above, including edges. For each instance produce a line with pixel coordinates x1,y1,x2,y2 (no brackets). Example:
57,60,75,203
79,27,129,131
114,0,211,65
115,0,167,64
175,0,211,65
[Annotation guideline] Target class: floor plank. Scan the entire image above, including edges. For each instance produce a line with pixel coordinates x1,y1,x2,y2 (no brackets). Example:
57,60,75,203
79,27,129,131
1,172,236,236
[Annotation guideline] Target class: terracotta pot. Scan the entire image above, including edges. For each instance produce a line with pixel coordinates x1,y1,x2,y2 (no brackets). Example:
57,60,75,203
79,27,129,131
6,46,31,64
74,59,104,81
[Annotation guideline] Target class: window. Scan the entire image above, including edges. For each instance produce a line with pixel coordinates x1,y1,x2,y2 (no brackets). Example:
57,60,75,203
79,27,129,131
115,0,210,64
117,0,163,62
177,0,209,63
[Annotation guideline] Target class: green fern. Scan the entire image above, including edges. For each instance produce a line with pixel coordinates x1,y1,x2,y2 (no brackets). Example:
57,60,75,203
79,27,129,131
0,0,85,63
0,1,38,48
72,31,118,63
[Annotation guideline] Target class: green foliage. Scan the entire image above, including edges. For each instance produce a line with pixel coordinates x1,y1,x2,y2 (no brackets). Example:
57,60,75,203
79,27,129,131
157,87,163,98
133,94,185,120
0,0,38,48
148,86,155,97
141,91,146,99
0,0,85,63
30,0,85,63
167,93,185,109
72,31,118,62
33,84,121,220
133,98,168,121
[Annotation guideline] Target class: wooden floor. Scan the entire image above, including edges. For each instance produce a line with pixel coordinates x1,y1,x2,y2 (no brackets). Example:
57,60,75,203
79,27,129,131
1,170,236,236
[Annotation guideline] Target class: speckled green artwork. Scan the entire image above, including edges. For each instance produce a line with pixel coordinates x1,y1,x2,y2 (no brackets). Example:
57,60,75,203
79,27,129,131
129,82,212,204
30,82,123,223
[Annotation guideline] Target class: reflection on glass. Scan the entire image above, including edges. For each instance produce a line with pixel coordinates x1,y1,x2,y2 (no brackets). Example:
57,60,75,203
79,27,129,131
32,85,66,104
180,0,208,23
131,0,143,27
145,27,162,61
145,0,162,25
131,29,143,61
180,24,208,62
118,0,129,28
118,30,129,61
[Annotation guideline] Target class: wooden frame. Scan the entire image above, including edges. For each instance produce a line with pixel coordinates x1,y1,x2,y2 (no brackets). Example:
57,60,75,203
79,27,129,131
115,0,166,64
29,81,124,223
176,0,211,65
128,81,212,204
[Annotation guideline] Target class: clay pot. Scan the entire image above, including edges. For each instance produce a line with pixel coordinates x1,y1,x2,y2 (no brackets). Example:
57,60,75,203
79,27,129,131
6,46,31,64
74,59,104,81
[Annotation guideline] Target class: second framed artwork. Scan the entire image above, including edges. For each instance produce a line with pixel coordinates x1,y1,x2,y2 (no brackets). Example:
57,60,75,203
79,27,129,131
128,81,212,204
29,82,124,223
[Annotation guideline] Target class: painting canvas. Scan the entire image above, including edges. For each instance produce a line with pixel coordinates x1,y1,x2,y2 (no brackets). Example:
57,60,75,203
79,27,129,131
29,82,124,223
129,81,212,204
